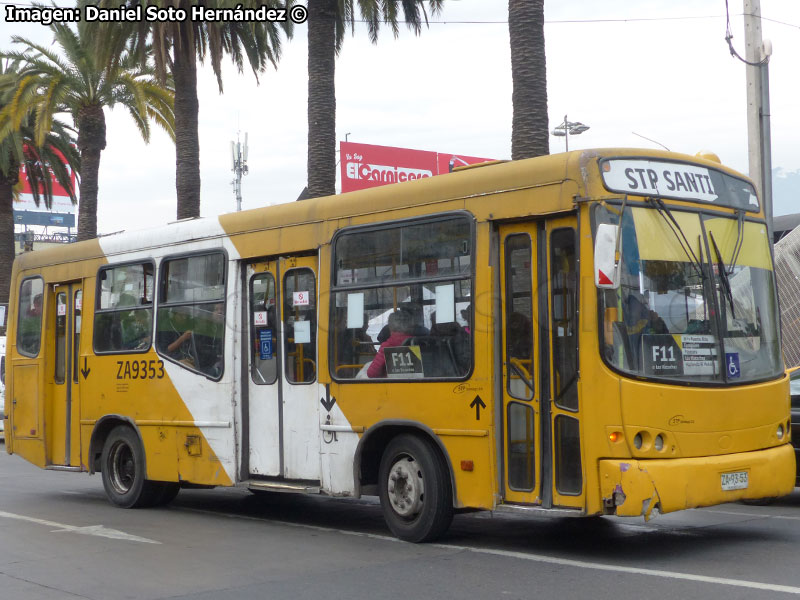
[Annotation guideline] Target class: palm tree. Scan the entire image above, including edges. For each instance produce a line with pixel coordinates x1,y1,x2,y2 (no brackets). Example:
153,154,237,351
0,61,79,332
99,0,293,219
2,22,175,241
306,0,443,199
509,0,549,159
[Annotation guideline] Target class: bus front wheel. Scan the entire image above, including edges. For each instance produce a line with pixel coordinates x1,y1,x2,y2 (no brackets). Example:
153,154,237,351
101,425,161,508
378,434,454,542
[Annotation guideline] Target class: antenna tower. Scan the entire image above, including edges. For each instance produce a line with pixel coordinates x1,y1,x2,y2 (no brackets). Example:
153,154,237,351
231,131,249,211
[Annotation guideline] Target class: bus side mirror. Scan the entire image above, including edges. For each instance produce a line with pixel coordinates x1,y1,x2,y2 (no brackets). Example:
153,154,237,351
594,223,620,289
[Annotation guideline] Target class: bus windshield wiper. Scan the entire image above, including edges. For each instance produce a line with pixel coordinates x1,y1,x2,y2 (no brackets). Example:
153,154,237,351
649,198,705,280
709,231,737,320
726,210,745,275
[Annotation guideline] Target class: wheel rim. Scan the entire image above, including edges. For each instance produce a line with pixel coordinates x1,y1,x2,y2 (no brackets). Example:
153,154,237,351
387,455,424,518
108,440,136,495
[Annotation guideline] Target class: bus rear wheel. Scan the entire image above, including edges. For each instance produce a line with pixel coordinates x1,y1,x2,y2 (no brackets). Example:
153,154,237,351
378,434,453,542
101,425,161,508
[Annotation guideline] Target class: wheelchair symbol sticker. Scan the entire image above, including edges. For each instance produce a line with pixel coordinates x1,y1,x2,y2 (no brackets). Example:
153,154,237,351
725,353,740,379
259,329,273,360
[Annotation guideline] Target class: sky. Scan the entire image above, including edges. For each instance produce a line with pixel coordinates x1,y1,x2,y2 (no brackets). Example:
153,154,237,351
1,0,799,234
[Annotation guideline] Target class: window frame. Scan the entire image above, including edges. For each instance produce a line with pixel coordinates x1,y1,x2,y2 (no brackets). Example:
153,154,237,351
249,271,279,386
93,259,157,355
54,291,67,384
16,275,44,358
328,211,477,383
155,249,228,380
282,266,317,385
550,226,579,412
504,232,535,401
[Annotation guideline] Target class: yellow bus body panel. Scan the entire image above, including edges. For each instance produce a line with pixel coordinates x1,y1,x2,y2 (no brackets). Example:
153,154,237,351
599,444,796,518
6,248,232,486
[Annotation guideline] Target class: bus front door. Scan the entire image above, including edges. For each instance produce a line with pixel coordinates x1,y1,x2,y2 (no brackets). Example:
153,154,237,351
545,218,582,509
500,225,542,506
49,282,83,467
500,218,582,509
245,256,321,483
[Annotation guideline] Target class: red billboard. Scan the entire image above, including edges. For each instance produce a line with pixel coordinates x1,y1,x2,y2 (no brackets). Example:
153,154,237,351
340,142,495,193
15,148,78,213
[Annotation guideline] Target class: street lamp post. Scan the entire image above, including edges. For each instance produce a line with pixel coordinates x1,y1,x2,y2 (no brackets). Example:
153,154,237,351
551,114,590,152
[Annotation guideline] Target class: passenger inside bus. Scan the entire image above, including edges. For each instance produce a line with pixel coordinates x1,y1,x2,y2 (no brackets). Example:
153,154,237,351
376,305,427,343
165,303,224,377
368,310,413,378
120,308,152,351
334,309,375,377
430,311,471,375
618,290,668,370
461,304,472,335
29,294,42,317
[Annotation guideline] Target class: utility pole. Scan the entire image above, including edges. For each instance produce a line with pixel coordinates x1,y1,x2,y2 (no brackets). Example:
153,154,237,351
231,132,249,212
744,0,773,240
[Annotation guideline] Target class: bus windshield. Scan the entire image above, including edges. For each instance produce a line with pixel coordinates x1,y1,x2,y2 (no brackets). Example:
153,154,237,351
594,203,781,384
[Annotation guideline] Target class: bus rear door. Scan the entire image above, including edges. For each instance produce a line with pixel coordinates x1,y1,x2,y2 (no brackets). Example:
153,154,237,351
49,282,83,468
245,256,321,484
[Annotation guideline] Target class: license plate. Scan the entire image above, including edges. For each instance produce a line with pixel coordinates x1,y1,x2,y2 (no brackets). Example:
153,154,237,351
721,470,748,491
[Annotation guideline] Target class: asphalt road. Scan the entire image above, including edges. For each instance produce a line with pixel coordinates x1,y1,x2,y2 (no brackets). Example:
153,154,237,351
1,444,799,600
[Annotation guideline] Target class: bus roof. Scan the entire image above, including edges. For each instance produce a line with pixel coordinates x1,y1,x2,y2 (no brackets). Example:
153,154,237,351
12,148,753,271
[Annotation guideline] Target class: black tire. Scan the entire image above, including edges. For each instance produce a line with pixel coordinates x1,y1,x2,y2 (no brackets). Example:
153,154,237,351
100,425,159,508
151,482,180,507
378,434,454,542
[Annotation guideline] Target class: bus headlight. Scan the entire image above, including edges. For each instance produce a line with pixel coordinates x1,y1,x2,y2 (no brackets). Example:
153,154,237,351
633,433,643,449
777,424,784,440
654,434,664,451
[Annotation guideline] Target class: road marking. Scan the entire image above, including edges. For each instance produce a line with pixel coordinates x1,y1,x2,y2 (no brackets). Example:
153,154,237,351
430,542,800,595
0,511,160,544
705,508,800,522
184,506,800,595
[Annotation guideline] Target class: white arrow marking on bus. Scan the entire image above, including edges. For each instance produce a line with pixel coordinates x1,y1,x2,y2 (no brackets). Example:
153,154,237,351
0,511,160,544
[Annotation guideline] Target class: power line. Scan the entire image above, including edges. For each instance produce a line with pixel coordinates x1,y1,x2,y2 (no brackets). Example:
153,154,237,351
1,2,798,31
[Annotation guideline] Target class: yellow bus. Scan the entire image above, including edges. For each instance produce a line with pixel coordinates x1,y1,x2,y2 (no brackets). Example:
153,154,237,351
4,148,795,542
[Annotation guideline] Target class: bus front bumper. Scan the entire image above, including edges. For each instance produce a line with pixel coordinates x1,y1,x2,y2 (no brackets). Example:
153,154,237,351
599,443,796,520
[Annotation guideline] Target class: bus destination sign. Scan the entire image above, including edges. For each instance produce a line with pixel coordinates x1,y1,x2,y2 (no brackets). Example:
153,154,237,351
601,159,718,202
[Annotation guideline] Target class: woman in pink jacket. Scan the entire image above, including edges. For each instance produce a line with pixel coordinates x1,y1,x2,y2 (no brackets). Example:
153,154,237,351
367,310,413,378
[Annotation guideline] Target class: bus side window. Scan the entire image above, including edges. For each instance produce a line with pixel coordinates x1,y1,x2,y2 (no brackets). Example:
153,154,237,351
331,216,473,381
283,268,316,384
551,228,578,411
505,234,535,400
250,273,278,385
156,253,226,379
94,263,154,354
17,277,44,357
55,292,67,384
